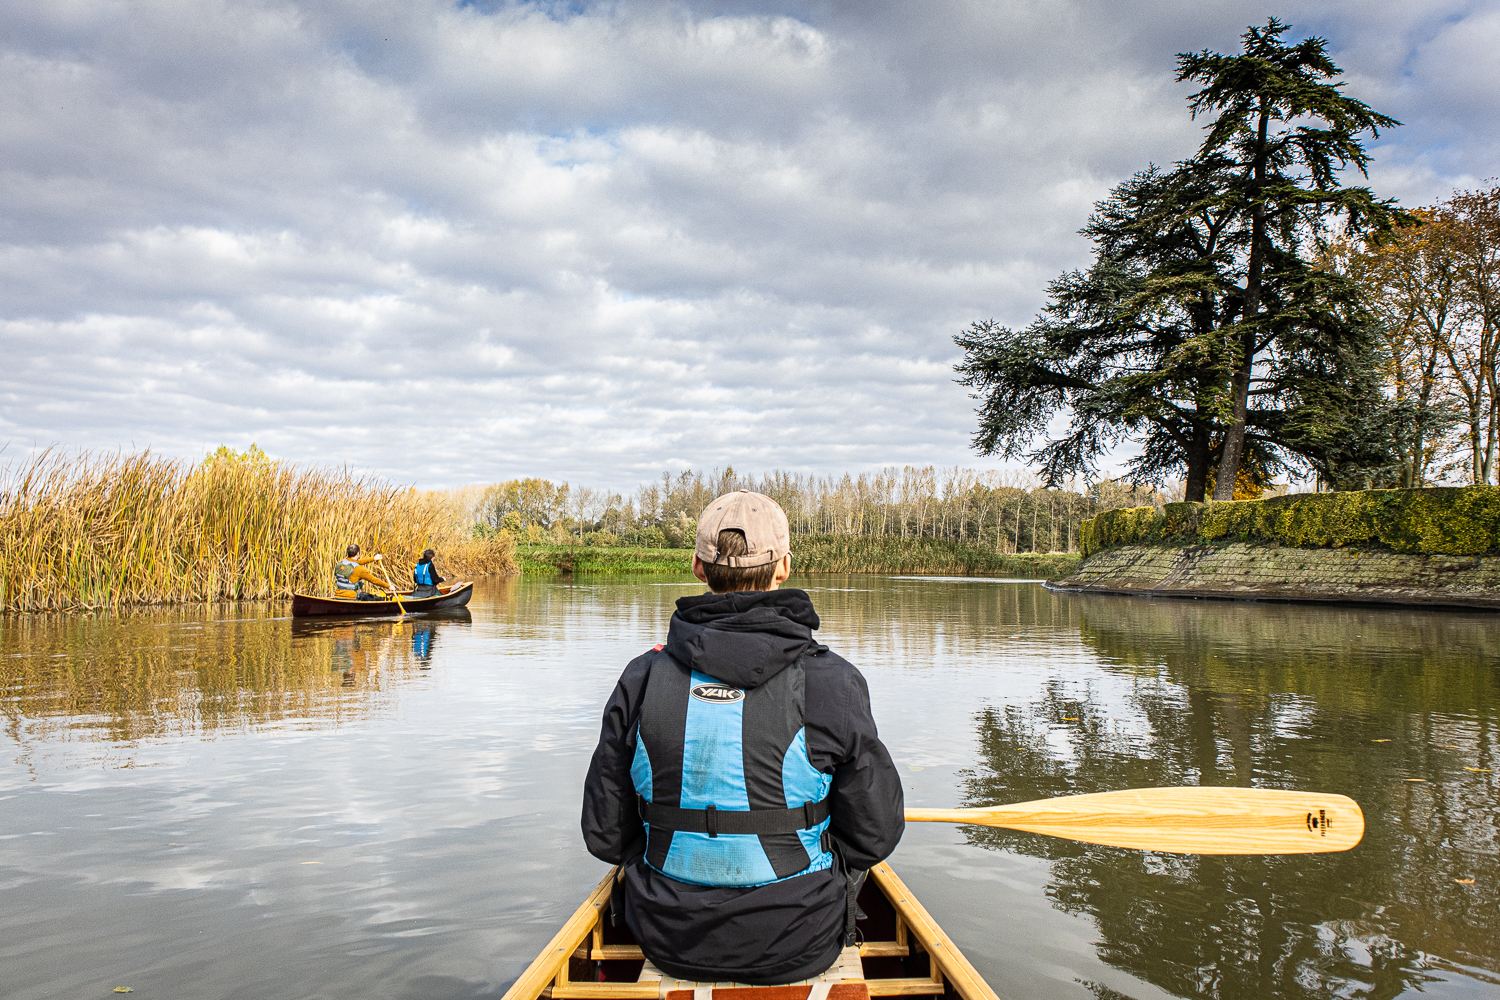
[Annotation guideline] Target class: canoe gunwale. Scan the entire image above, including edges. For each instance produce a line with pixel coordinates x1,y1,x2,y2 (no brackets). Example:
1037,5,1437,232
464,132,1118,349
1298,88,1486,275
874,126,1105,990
867,864,997,1000
500,862,1000,1000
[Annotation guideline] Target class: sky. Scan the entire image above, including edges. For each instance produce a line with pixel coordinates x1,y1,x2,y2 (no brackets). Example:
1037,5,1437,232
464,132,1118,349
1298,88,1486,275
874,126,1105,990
1,0,1496,492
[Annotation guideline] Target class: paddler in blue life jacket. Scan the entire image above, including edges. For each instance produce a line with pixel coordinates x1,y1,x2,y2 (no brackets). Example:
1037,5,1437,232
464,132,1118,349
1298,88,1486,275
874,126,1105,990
582,490,904,985
411,548,445,598
334,544,390,601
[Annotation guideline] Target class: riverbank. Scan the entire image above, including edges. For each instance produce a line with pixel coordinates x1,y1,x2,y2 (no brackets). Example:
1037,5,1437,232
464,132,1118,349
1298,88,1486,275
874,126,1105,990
1058,487,1500,608
518,535,1081,578
1051,541,1500,609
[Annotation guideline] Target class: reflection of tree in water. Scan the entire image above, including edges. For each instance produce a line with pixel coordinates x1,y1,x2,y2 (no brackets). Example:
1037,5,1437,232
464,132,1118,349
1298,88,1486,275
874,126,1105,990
961,595,1499,1000
1,607,471,750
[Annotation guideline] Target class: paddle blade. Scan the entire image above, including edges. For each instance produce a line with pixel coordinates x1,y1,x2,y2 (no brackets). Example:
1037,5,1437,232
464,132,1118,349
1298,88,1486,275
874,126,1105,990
906,787,1364,855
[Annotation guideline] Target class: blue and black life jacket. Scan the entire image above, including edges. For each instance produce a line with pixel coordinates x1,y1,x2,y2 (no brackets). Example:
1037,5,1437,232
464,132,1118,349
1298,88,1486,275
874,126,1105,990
413,560,436,586
631,649,833,888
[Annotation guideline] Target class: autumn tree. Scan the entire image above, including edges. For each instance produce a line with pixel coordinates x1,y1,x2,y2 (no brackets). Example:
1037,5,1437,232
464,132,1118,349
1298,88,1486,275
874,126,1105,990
1331,209,1464,486
1333,184,1500,485
479,477,568,531
1442,187,1500,483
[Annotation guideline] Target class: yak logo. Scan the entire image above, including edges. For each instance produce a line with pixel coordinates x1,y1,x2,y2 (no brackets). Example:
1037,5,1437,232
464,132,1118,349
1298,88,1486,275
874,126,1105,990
692,683,745,704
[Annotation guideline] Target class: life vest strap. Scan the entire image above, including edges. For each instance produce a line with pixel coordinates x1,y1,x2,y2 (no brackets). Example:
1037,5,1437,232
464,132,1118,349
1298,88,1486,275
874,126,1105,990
637,795,829,837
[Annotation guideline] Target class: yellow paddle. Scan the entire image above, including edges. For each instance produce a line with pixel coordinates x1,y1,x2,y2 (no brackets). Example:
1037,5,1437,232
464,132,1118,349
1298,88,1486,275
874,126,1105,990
906,786,1364,855
375,556,407,616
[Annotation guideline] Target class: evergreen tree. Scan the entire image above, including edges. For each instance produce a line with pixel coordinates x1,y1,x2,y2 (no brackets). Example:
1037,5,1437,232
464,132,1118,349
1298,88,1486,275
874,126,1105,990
1178,18,1401,497
957,20,1406,500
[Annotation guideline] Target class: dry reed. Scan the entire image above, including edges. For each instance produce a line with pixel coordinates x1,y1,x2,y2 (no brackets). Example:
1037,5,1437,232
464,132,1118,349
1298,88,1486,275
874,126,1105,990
0,448,517,612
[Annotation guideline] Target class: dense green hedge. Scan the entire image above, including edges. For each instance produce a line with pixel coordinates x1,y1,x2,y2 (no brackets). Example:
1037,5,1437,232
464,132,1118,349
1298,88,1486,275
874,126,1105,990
1080,487,1500,557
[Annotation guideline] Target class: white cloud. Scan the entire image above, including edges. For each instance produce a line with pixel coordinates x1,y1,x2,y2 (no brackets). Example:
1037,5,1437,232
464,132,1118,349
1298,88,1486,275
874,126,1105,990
0,0,1493,489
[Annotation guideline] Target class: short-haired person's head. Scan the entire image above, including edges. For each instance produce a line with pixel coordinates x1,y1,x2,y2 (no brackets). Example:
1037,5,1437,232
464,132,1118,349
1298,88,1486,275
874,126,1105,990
703,530,777,591
347,543,360,558
694,490,792,593
422,548,435,560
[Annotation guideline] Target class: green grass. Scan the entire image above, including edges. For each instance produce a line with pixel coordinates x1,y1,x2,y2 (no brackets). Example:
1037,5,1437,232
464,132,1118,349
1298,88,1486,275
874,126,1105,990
518,537,1080,580
517,545,693,575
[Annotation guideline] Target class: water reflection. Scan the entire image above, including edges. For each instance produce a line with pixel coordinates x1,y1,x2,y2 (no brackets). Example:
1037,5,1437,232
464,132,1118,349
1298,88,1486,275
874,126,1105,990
2,577,1495,1000
2,606,474,754
960,594,1500,999
290,610,471,680
807,578,1080,670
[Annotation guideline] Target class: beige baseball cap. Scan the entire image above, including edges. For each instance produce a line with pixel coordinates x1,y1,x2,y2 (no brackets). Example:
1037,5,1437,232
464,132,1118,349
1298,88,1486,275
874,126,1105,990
695,490,791,568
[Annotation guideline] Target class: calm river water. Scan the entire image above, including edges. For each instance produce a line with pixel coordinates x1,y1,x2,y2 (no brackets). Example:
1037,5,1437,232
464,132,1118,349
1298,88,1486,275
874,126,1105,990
2,576,1497,1000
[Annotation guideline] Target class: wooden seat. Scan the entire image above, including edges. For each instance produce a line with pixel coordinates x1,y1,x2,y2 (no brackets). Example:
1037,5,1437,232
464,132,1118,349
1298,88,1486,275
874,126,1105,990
637,946,869,1000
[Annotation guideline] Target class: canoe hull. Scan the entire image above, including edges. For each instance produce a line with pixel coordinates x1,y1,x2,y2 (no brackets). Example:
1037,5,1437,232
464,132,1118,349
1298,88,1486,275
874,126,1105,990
500,862,998,1000
290,581,474,617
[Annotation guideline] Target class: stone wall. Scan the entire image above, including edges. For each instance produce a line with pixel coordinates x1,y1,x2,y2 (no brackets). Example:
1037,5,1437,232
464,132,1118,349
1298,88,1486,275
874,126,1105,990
1049,541,1500,609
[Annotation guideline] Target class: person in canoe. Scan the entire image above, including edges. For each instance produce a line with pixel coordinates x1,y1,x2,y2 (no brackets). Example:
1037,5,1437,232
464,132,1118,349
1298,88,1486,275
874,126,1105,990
334,544,390,601
411,548,446,598
581,490,904,985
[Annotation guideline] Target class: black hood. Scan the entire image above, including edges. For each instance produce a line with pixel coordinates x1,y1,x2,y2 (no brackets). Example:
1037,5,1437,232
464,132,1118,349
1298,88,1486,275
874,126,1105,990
664,588,822,690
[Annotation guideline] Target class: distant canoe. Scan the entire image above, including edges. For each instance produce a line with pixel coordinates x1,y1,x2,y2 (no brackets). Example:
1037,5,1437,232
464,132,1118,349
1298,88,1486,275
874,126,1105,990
291,581,475,617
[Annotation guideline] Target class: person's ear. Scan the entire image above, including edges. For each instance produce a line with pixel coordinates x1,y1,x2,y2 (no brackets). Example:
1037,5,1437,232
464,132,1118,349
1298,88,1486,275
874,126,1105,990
771,553,791,588
692,554,709,584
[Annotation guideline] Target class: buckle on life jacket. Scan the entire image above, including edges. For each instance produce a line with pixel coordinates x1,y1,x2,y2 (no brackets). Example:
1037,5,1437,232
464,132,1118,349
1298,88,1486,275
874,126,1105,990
637,796,830,836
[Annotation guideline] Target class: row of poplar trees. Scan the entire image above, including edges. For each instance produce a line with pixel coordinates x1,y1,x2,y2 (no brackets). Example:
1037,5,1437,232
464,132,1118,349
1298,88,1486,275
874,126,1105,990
956,19,1497,501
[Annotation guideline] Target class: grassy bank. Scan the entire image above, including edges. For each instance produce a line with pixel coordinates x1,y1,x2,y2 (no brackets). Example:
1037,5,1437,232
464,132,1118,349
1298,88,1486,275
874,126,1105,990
0,448,517,612
519,536,1080,579
518,545,692,575
1081,487,1500,557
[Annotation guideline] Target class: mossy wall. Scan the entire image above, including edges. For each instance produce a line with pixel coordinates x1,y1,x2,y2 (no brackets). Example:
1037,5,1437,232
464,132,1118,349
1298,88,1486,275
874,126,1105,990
1080,487,1500,558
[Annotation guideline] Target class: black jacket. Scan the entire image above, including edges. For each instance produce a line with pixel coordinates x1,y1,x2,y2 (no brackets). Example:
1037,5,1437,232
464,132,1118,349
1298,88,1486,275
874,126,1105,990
581,588,903,984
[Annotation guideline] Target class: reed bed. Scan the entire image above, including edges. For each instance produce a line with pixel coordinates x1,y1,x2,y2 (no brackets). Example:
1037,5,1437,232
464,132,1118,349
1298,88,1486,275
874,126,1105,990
0,448,516,612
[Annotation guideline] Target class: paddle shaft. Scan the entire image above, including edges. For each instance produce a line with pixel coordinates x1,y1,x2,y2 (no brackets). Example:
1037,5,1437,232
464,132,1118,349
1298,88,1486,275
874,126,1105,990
906,787,1364,855
376,557,407,615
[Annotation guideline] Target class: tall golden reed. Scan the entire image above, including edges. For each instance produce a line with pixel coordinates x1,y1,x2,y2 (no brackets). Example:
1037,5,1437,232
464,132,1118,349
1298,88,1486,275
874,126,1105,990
0,448,516,611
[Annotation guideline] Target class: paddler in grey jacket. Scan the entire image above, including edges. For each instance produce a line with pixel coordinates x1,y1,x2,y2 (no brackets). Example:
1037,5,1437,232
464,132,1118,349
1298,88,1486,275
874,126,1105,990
334,543,389,600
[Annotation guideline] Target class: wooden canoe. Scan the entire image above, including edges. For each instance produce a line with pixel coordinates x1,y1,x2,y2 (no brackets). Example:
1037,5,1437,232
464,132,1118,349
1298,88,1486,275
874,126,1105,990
501,862,1000,1000
290,581,475,617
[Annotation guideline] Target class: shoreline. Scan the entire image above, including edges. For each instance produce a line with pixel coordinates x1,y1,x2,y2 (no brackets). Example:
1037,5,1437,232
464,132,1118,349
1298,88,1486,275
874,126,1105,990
1052,541,1500,611
517,537,1081,579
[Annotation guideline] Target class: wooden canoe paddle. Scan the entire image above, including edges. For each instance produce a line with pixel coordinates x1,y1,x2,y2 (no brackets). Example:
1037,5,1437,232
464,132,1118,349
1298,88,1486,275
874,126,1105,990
906,786,1364,854
375,556,407,616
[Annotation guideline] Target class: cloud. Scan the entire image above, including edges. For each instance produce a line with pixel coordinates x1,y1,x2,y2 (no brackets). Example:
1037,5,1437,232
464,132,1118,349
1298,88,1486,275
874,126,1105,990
0,0,1492,489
